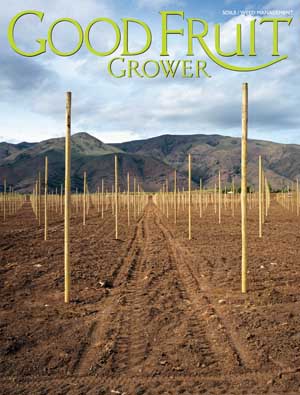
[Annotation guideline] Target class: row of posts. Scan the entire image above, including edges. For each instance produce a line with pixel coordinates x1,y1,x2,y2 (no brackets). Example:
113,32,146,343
1,83,292,299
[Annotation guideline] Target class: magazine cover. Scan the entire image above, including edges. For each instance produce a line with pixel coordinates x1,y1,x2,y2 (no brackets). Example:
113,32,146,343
0,1,299,394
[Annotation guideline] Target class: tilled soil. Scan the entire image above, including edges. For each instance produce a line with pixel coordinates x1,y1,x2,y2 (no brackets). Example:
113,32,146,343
1,200,300,394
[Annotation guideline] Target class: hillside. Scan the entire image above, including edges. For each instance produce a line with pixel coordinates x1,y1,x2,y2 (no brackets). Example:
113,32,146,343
114,134,298,190
0,132,299,192
0,133,186,192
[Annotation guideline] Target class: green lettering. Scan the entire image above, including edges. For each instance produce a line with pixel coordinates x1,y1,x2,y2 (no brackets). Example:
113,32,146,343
182,60,193,78
7,10,46,57
48,18,83,57
108,57,126,78
215,23,243,57
188,18,287,72
142,60,160,78
196,60,211,78
160,60,181,78
85,18,121,56
249,19,256,56
160,11,185,56
122,18,152,56
259,18,292,56
128,60,144,78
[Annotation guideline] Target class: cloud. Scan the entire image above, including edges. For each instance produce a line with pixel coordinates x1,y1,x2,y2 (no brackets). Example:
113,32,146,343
87,130,141,144
0,55,57,95
265,0,299,9
0,0,299,146
136,0,184,10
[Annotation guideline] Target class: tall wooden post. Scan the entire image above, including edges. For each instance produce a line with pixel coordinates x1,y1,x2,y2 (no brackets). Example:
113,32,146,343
199,178,203,219
262,169,265,223
174,170,177,224
35,180,38,218
64,92,71,304
115,155,118,239
55,187,58,213
214,182,217,214
101,179,104,219
83,172,87,226
297,178,299,217
166,177,169,218
137,184,140,215
3,178,6,222
44,156,48,241
127,172,130,226
38,172,41,226
60,184,63,216
259,156,262,238
231,177,235,217
241,82,248,294
97,186,100,213
162,184,165,214
188,154,192,240
134,177,137,219
218,171,221,224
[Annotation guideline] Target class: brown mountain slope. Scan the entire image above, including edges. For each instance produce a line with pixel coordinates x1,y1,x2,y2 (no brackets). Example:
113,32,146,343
0,141,35,162
0,133,187,192
0,132,299,192
114,134,298,190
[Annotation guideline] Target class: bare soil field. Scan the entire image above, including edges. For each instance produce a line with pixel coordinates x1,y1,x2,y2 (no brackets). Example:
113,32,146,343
1,200,300,394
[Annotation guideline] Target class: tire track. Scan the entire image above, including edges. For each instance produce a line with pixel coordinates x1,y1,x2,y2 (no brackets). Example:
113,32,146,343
95,203,243,377
110,203,225,377
110,212,151,374
154,206,261,372
75,213,145,375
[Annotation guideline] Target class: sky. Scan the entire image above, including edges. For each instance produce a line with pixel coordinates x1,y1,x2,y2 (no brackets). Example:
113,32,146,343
0,0,299,145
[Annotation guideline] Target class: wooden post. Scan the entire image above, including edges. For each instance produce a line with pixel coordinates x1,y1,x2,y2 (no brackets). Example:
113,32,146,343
97,186,100,213
214,181,217,214
199,178,203,218
3,178,6,222
166,177,169,218
76,188,78,214
297,178,299,217
231,177,235,217
262,170,265,223
44,156,48,241
174,170,177,224
127,172,130,226
64,92,71,304
162,183,165,214
259,156,262,238
188,154,192,240
101,178,104,219
83,172,87,226
137,184,140,215
86,186,89,214
241,82,248,294
38,172,41,225
55,187,58,213
218,171,221,224
35,180,38,218
266,183,269,214
60,184,63,216
115,155,118,240
134,177,137,219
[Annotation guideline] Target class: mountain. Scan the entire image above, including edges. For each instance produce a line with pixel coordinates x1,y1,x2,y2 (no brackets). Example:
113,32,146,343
0,133,185,192
114,134,299,190
0,141,35,162
0,132,299,192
